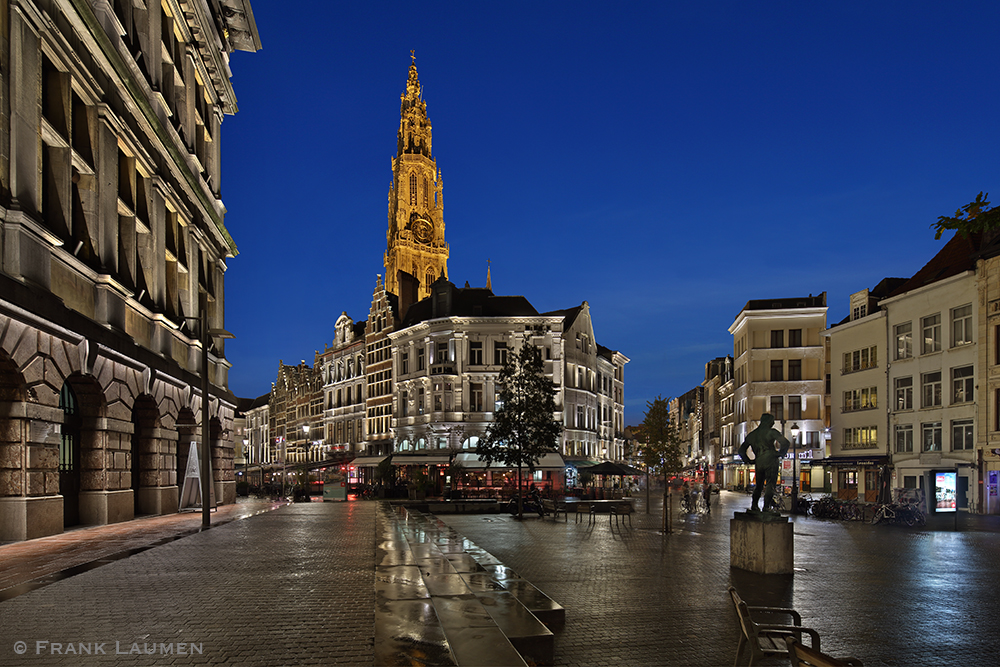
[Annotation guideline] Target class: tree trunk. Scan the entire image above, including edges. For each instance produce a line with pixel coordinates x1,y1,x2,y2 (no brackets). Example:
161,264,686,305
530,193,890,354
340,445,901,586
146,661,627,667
645,471,650,514
516,462,523,520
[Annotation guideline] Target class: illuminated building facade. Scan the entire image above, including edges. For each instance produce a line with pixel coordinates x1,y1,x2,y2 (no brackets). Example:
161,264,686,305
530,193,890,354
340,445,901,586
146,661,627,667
0,0,259,541
880,237,979,512
823,281,905,501
318,313,367,458
239,57,627,494
728,295,830,491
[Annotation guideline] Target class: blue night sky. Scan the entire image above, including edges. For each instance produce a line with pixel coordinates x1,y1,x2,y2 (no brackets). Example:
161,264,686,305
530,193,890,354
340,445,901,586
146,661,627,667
221,1,999,426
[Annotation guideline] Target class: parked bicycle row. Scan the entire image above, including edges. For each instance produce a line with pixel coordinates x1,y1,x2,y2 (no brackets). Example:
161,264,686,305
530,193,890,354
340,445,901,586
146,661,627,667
807,495,927,526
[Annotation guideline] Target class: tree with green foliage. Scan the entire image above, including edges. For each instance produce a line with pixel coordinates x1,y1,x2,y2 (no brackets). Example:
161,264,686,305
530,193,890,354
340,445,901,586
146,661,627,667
477,342,562,519
932,192,1000,240
638,396,684,519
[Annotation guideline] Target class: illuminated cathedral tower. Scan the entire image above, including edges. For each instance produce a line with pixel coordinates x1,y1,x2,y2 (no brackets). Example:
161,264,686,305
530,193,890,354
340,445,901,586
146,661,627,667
384,54,449,301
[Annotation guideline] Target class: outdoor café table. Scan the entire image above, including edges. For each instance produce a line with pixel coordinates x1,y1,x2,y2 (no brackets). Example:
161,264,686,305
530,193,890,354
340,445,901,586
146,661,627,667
564,499,633,525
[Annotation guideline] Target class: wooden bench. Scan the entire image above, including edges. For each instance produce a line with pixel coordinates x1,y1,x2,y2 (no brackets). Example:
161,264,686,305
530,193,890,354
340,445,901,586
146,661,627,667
728,586,820,666
785,637,863,667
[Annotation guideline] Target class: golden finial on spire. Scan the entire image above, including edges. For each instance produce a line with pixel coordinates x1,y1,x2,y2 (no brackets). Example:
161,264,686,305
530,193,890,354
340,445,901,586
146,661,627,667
486,259,492,291
410,50,416,64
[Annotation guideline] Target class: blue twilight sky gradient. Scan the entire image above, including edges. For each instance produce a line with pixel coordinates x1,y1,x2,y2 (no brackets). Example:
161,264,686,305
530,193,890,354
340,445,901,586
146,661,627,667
220,1,999,426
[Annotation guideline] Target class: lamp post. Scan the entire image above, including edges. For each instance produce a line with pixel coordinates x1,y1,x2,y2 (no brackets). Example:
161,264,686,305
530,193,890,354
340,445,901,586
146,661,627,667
189,300,235,529
790,423,800,513
302,424,310,500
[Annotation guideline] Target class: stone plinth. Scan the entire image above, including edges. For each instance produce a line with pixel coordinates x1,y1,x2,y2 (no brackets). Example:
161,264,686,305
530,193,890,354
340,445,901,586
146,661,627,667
730,511,793,574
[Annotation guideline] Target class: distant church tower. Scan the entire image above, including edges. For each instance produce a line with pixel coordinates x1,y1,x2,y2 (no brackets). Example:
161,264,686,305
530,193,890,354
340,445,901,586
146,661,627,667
384,53,449,301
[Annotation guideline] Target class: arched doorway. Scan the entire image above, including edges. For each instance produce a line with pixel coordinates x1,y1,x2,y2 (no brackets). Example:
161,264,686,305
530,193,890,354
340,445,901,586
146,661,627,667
59,382,82,526
131,394,159,515
61,374,107,526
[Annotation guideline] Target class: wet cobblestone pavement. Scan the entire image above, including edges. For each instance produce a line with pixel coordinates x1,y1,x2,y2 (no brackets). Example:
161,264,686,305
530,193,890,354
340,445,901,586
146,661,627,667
0,492,998,666
441,491,1000,666
0,501,376,666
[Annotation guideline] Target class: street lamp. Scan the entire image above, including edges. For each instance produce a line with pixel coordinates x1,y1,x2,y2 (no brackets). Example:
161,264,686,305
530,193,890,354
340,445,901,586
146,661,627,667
302,424,310,499
187,300,234,529
790,423,800,512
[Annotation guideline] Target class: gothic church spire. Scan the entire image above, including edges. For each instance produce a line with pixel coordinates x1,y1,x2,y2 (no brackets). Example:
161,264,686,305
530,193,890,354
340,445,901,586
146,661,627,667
384,53,449,301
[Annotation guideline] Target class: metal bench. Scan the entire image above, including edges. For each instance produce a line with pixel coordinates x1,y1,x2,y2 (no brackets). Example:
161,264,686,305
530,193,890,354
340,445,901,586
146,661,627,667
728,586,820,666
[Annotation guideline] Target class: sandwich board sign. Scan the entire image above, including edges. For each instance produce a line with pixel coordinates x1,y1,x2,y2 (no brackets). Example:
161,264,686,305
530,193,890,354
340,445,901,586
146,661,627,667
178,441,216,511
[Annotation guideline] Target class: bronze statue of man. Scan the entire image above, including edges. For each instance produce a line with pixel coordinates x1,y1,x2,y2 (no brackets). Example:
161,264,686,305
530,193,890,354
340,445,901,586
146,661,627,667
738,413,790,513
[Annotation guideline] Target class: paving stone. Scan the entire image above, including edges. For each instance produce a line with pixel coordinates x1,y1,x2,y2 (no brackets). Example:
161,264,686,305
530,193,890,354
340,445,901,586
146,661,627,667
2,493,999,666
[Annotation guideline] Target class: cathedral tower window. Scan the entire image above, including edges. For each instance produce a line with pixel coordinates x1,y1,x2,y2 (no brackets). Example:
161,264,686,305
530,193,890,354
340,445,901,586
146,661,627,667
410,173,417,206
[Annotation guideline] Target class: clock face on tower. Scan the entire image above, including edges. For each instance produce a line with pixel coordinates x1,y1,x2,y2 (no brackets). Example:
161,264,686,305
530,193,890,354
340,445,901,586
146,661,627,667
413,217,433,244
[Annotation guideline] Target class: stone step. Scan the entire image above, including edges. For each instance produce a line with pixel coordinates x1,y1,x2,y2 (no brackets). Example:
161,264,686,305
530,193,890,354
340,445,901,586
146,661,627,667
376,504,562,666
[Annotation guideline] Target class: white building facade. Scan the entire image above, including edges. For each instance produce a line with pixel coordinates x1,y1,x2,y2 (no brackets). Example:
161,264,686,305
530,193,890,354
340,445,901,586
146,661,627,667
883,270,978,511
727,294,829,491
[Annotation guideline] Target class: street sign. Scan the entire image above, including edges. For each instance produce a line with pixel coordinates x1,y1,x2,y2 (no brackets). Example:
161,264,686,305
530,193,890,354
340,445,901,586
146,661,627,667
178,441,216,511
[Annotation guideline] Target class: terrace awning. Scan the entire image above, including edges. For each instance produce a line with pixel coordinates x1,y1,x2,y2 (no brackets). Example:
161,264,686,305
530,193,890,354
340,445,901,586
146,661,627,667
392,455,452,465
453,452,565,470
349,456,387,467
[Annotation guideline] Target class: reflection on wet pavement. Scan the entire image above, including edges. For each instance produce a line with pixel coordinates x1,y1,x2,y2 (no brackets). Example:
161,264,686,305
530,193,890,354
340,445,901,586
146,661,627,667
375,504,563,666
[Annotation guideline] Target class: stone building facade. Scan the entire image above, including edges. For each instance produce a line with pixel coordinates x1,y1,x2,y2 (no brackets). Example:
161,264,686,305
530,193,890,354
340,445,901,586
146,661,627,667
0,0,259,541
318,312,367,458
270,361,323,466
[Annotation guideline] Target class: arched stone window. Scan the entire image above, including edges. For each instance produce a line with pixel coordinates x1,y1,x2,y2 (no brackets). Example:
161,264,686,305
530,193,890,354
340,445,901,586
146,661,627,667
409,173,417,206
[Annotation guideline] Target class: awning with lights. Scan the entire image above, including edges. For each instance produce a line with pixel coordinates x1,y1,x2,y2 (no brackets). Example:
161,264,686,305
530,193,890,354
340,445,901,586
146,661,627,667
453,452,565,470
349,456,388,467
392,455,452,465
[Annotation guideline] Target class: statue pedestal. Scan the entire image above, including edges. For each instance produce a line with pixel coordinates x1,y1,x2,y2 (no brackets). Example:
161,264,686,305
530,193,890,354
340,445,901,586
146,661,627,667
730,511,793,574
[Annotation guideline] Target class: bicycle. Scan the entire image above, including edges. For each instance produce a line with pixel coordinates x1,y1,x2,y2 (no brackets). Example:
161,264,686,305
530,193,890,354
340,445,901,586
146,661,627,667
896,502,926,526
765,494,788,512
871,503,895,525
